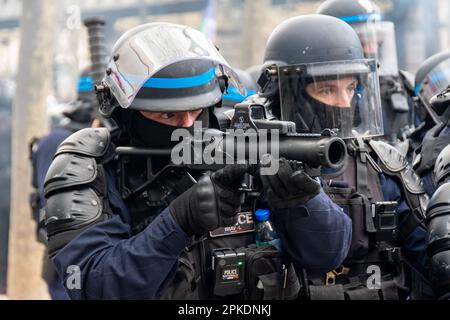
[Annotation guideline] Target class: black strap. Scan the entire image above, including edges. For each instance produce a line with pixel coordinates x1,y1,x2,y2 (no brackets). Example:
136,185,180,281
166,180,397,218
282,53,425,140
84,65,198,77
351,192,377,234
351,139,377,235
308,284,345,300
345,286,380,300
398,209,424,241
354,138,372,196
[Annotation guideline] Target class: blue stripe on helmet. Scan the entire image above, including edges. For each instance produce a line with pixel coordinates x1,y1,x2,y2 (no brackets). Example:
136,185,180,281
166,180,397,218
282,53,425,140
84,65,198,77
142,67,216,89
415,82,422,96
223,86,256,102
415,69,450,96
338,13,382,23
78,76,94,92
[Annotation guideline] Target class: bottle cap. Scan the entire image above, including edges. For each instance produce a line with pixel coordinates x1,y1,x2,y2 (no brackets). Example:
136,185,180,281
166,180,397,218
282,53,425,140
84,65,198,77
255,209,271,222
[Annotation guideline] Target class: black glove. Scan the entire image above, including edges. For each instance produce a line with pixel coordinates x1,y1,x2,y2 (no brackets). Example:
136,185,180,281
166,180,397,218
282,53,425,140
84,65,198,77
169,164,249,236
260,156,321,209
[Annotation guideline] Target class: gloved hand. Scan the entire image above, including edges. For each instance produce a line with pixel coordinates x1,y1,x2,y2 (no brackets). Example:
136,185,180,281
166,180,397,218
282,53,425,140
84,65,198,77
169,164,249,236
260,156,321,209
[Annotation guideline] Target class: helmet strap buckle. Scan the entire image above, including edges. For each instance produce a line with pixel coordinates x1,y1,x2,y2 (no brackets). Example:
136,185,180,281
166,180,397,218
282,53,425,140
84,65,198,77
95,82,115,117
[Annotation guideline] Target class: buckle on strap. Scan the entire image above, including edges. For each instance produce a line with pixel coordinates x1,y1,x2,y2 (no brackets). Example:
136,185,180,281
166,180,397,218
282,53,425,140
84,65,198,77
356,137,368,163
325,265,350,286
380,247,402,263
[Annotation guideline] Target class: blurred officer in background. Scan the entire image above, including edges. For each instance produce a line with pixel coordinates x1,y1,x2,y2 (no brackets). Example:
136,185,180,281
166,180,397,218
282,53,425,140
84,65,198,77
317,0,414,150
412,52,450,195
29,68,97,299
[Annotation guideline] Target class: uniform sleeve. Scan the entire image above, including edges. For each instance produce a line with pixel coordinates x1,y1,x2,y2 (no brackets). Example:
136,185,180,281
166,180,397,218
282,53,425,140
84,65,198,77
272,190,352,273
421,171,437,197
379,174,429,278
52,208,189,300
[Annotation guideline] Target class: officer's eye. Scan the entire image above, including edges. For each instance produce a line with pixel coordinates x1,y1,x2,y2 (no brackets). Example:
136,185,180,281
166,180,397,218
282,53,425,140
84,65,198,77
347,83,357,94
317,87,335,96
161,113,175,119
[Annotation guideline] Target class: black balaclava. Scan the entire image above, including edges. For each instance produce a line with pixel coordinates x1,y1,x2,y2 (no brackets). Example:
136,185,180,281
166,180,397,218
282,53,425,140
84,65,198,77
120,108,211,176
286,78,360,137
125,108,210,148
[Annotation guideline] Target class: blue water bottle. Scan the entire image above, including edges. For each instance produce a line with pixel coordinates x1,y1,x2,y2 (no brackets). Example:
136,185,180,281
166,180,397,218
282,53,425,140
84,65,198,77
255,209,282,251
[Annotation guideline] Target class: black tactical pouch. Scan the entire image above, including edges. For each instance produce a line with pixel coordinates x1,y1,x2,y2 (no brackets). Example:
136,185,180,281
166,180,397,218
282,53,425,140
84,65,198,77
240,245,300,300
324,186,371,261
160,250,199,300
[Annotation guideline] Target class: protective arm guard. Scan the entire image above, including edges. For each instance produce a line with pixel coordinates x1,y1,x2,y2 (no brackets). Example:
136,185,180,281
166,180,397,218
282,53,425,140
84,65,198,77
433,144,450,188
43,128,115,257
423,144,450,299
369,140,429,240
425,183,450,300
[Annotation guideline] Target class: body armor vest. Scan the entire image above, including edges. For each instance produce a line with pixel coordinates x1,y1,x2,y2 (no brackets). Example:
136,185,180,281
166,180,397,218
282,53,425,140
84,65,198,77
304,138,424,300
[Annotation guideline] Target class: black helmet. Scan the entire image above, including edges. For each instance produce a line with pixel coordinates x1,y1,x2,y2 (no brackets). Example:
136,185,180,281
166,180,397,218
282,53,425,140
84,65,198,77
317,0,399,77
264,15,364,66
261,14,383,139
316,0,381,24
414,51,450,124
415,51,450,107
97,22,245,117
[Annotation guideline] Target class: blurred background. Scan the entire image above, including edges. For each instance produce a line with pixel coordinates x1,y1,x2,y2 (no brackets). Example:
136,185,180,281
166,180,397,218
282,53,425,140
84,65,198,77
0,0,449,299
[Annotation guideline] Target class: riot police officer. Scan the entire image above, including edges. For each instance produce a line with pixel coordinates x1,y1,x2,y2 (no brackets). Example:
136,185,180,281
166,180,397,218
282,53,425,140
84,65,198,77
317,0,414,148
412,52,450,196
413,57,450,299
43,22,351,300
30,68,97,300
257,14,429,299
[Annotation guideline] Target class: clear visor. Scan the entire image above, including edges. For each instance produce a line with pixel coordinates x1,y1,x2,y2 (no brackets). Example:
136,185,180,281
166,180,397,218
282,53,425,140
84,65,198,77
278,59,383,139
104,23,245,109
353,21,399,77
416,59,450,107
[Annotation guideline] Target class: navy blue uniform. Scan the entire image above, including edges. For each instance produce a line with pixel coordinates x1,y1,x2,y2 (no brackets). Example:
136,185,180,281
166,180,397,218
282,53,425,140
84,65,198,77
379,174,428,279
273,191,352,274
52,166,351,299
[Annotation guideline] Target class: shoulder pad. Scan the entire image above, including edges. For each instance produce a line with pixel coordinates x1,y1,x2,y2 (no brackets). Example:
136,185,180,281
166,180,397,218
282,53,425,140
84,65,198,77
433,144,450,187
45,187,103,236
55,128,110,158
400,166,426,195
45,187,105,257
44,153,97,197
368,140,407,173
